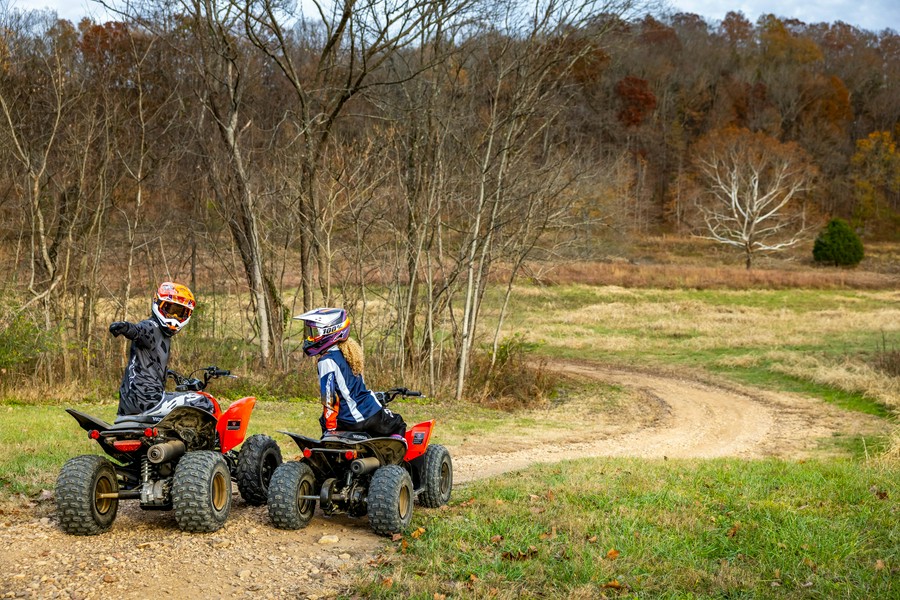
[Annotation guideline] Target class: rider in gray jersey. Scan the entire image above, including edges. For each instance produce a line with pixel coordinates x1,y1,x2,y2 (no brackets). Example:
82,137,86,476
110,283,209,417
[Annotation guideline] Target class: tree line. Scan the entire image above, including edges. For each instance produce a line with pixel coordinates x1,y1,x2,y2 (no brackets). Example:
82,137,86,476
1,0,897,396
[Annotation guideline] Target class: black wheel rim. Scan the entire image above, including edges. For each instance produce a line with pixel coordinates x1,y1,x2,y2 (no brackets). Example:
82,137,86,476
261,452,279,487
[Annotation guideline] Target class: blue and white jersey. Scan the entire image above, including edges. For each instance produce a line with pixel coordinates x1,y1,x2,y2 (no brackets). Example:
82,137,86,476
318,346,383,424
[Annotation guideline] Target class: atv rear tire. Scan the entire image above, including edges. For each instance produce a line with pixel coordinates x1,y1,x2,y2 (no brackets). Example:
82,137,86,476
419,444,453,508
56,455,119,535
172,451,232,533
367,465,414,536
236,434,282,506
267,461,317,530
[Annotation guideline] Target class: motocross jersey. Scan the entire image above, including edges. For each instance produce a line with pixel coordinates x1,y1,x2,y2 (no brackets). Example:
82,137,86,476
318,346,384,430
116,318,172,416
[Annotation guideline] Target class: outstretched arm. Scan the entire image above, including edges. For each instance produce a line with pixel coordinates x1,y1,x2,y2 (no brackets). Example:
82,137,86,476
109,320,156,348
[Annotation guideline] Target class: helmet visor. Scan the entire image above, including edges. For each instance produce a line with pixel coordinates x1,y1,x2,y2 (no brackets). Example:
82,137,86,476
159,301,191,321
304,323,322,342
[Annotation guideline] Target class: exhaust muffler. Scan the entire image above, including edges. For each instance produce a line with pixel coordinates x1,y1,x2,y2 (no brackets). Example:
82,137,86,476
147,440,186,464
349,456,381,475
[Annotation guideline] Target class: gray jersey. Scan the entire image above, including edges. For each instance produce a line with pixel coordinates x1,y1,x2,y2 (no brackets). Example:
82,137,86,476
116,318,171,416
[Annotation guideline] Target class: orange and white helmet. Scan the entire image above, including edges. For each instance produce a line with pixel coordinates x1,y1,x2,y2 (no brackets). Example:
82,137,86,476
151,282,195,335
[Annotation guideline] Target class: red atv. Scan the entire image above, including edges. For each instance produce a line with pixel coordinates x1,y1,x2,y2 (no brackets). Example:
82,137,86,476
266,387,452,536
56,366,282,535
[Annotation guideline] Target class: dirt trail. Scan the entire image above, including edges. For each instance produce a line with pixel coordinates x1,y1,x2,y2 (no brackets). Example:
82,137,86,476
0,362,884,599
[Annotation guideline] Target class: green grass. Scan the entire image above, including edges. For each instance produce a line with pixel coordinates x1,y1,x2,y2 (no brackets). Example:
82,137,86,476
501,284,900,416
362,458,899,599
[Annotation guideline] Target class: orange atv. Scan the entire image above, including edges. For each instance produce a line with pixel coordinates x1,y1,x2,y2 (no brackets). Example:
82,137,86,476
267,387,452,536
56,366,282,535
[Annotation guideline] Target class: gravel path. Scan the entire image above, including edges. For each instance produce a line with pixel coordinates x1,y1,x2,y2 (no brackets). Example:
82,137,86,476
0,362,883,599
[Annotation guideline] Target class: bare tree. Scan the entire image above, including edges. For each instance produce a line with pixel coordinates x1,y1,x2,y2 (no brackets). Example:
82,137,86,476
690,127,817,269
241,0,474,310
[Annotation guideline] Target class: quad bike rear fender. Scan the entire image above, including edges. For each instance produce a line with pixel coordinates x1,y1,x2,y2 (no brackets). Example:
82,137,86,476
66,408,112,433
66,408,144,463
217,396,256,453
403,420,434,462
279,431,408,482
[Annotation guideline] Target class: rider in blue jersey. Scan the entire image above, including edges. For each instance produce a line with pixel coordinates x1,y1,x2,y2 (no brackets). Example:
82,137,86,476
295,308,406,437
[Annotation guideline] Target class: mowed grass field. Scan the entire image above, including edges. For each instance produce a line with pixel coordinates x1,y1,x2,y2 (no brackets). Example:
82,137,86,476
1,283,898,598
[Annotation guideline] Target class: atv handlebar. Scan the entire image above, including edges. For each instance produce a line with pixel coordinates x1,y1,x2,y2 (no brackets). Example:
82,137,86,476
167,366,235,392
382,387,425,404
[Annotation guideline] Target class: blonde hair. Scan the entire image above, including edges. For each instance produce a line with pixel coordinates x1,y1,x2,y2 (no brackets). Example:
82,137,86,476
317,337,364,376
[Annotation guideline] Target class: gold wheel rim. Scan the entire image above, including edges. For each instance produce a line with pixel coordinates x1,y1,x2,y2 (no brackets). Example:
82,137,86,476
440,462,451,497
94,475,114,515
399,484,411,517
212,471,228,511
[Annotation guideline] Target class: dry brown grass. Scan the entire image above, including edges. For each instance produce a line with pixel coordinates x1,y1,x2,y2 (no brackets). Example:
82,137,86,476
532,261,898,290
876,426,900,466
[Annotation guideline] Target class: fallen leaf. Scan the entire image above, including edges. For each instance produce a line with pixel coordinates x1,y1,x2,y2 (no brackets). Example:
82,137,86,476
460,498,476,507
726,524,740,538
546,490,555,502
502,546,539,561
469,574,478,582
587,535,598,543
875,560,885,571
803,557,817,572
774,569,781,580
433,594,446,600
495,499,504,505
606,548,620,560
381,577,393,589
529,494,540,502
539,526,557,540
401,539,409,554
801,581,813,588
411,527,426,539
391,533,404,542
602,580,622,589
490,535,503,544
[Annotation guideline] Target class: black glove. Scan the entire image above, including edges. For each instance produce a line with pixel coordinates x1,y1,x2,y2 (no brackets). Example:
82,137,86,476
109,321,129,337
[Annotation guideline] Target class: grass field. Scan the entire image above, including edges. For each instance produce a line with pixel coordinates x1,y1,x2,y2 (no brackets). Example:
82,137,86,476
359,458,898,599
1,283,898,598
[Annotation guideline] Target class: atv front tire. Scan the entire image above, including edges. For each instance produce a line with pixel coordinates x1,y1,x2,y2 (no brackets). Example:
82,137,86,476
172,451,232,533
367,465,414,536
236,434,282,506
267,461,316,530
419,444,453,508
56,455,119,535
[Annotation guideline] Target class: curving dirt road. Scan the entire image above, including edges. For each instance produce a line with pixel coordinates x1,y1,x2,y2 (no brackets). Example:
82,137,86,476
0,362,885,599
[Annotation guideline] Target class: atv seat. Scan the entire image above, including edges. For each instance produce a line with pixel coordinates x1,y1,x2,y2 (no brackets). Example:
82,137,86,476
113,414,158,426
323,431,372,442
322,431,406,442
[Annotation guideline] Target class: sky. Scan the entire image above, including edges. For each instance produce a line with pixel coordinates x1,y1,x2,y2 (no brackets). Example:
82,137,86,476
5,0,900,34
